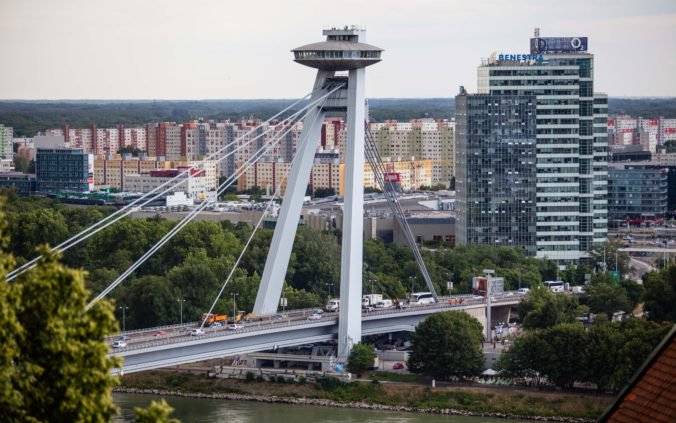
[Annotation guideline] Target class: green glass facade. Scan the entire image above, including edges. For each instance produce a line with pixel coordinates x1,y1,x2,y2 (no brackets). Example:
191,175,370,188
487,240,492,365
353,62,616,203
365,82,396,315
456,94,538,255
36,148,89,193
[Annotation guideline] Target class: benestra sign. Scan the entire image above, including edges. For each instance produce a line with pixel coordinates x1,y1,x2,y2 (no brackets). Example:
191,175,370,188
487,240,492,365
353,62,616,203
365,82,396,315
498,53,544,62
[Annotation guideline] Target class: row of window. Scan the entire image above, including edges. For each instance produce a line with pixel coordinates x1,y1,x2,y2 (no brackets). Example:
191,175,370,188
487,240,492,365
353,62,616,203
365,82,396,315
294,50,380,59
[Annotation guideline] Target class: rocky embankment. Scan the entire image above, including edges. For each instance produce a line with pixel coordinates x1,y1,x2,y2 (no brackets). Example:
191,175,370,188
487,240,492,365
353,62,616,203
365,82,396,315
114,387,595,423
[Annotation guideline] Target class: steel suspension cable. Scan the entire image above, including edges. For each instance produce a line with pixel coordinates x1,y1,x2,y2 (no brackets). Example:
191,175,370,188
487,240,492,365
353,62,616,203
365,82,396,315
364,124,438,300
85,91,340,310
196,107,326,329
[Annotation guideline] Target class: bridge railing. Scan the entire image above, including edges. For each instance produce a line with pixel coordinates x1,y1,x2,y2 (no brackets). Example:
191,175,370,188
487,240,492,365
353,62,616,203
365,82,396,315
111,293,525,353
110,307,329,339
113,314,339,353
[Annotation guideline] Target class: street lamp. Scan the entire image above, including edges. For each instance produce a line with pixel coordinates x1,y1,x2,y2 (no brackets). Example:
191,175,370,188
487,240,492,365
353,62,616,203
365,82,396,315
409,276,416,294
177,299,186,326
231,293,239,319
119,305,129,333
325,282,334,299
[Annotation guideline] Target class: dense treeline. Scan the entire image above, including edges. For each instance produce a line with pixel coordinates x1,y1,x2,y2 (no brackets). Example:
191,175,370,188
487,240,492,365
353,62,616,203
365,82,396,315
1,191,558,330
3,98,675,137
2,191,672,331
498,269,674,391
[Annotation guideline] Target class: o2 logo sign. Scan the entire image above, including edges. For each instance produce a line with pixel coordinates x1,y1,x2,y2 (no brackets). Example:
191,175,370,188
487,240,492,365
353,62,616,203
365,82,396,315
570,38,585,50
533,37,588,53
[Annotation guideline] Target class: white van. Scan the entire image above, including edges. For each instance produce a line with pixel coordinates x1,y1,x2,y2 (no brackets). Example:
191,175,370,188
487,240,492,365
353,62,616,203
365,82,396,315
375,299,393,309
325,299,340,312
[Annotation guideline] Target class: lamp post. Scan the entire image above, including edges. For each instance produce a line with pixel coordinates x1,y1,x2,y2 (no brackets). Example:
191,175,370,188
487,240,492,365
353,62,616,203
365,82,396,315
518,271,522,290
326,282,334,299
371,279,375,295
231,293,239,320
409,276,415,294
119,305,129,333
177,299,185,326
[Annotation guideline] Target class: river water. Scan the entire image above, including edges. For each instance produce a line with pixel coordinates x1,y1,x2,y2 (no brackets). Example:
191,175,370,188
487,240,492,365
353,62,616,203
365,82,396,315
113,393,531,423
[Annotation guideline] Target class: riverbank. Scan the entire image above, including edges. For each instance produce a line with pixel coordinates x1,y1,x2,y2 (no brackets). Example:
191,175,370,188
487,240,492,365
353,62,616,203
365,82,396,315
118,371,613,422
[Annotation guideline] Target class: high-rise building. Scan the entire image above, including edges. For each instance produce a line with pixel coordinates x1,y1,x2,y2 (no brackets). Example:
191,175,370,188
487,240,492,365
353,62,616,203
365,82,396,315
608,164,668,224
457,32,608,266
456,94,538,255
0,124,13,162
36,148,90,193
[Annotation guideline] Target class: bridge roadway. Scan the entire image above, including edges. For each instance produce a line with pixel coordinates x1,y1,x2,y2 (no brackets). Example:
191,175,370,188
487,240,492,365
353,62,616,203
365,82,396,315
109,293,523,375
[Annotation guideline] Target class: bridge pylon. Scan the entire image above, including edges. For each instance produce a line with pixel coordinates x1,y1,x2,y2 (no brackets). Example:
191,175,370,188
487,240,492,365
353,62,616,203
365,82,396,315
253,27,383,359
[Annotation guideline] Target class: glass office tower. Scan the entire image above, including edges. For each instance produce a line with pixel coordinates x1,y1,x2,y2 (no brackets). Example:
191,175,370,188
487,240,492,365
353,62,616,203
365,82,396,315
456,93,538,254
459,34,608,266
36,148,89,193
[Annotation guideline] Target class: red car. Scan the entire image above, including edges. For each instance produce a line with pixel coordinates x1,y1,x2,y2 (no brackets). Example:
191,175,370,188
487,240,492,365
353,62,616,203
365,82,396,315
393,362,405,370
153,330,167,337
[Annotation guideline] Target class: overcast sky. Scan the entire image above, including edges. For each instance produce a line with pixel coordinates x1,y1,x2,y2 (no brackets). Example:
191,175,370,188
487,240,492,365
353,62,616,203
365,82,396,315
1,0,675,100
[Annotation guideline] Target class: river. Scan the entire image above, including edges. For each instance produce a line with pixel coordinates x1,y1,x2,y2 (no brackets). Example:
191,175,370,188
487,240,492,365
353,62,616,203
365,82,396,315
113,393,532,423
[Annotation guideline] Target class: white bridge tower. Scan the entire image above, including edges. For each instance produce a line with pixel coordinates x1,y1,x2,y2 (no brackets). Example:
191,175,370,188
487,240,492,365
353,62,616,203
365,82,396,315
253,27,382,358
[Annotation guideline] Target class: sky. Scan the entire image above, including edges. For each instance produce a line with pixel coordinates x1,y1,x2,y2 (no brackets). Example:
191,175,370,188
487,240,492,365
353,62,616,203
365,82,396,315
1,0,675,100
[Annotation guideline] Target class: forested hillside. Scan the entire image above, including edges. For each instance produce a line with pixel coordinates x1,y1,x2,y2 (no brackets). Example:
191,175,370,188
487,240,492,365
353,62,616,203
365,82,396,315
2,97,674,137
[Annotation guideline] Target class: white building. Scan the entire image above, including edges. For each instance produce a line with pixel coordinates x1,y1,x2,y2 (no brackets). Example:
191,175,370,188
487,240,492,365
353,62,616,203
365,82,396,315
125,168,214,200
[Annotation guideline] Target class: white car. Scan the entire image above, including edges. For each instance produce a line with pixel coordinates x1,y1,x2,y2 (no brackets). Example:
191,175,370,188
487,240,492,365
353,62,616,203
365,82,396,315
112,340,127,348
190,328,205,336
307,313,322,320
517,288,530,295
228,323,243,330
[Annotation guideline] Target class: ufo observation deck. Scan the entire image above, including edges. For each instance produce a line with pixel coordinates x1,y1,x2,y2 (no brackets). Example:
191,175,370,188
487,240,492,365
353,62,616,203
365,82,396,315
292,28,383,71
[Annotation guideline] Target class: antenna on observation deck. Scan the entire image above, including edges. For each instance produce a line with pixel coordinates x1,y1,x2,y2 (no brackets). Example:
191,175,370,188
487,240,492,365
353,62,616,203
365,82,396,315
534,27,540,37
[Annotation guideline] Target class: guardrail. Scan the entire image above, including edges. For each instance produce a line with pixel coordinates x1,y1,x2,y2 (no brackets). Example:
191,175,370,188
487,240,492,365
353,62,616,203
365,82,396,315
112,315,339,353
111,294,526,354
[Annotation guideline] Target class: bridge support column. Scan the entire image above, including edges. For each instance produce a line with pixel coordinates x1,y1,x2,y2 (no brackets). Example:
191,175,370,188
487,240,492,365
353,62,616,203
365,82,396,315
338,67,366,359
253,71,330,315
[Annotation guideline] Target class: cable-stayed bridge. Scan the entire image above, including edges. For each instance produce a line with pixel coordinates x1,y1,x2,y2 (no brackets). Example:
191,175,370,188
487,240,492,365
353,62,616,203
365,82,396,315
108,295,521,375
9,27,523,375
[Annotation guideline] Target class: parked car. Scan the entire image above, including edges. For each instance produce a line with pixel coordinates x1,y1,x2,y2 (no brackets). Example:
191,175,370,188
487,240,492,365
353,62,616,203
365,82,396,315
307,313,322,321
392,362,405,370
112,340,127,348
190,328,205,336
228,323,243,330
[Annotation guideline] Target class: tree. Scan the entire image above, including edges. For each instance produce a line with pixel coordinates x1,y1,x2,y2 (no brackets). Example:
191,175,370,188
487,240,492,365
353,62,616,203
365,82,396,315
541,323,588,389
500,323,587,389
584,322,624,390
497,330,551,384
516,283,583,329
313,187,336,198
589,241,630,275
643,265,676,322
12,156,30,173
586,282,631,319
134,399,180,423
0,246,121,421
347,343,376,377
407,311,484,379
